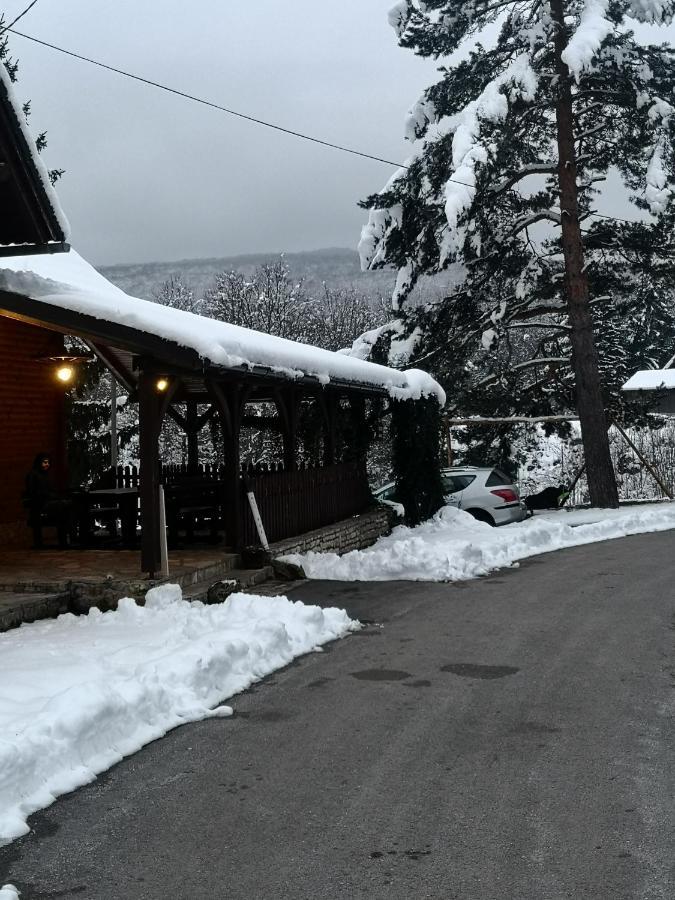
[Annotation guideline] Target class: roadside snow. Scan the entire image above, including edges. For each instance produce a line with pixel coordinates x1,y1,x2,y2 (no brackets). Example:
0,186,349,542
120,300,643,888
283,502,675,582
0,586,357,848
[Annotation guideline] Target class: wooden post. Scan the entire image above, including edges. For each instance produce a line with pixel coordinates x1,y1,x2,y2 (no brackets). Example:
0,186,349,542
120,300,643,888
208,380,246,549
110,374,118,470
186,401,199,471
274,388,299,471
324,393,337,466
138,370,162,577
138,368,179,576
348,394,367,461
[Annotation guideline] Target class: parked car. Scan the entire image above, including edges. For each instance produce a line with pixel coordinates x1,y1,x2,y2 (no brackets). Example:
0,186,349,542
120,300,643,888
374,466,526,526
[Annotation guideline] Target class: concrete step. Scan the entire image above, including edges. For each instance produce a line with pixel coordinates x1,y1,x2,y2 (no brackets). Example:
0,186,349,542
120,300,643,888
180,565,275,603
169,553,241,590
0,590,70,633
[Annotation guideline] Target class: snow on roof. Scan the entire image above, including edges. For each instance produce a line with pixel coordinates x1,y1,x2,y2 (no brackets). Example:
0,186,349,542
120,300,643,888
0,63,70,243
0,249,445,404
622,369,675,392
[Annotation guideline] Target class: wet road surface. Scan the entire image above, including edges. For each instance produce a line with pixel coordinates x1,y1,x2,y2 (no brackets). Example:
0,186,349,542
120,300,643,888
1,530,674,899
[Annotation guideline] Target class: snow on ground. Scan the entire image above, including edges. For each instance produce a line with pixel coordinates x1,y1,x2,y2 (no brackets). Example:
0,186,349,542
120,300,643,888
283,502,675,583
0,586,357,848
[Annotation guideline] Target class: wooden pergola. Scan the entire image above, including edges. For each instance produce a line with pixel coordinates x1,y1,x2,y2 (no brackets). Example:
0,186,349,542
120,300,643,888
0,273,406,575
0,63,439,570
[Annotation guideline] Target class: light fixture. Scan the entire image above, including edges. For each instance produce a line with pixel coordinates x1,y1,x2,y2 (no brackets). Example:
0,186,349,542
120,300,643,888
56,364,75,384
155,377,170,393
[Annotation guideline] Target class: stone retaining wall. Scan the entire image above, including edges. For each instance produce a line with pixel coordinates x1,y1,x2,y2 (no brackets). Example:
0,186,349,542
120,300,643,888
271,504,395,559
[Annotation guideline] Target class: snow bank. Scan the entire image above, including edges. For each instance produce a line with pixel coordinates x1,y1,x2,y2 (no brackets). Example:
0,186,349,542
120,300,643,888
283,503,675,582
0,586,357,847
0,887,19,900
0,250,444,405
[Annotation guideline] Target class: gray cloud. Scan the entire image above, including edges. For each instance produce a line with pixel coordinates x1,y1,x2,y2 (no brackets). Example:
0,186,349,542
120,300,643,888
8,0,435,265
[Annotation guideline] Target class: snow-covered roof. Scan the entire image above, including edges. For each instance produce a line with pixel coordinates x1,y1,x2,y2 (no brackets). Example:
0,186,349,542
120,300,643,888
622,370,675,392
0,249,445,404
0,63,70,247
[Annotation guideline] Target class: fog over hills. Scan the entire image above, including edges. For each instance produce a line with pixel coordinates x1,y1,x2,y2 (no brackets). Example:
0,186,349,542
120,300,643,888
98,248,399,303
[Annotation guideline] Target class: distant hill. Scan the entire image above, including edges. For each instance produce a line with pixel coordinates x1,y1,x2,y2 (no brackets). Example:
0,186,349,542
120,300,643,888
98,247,400,302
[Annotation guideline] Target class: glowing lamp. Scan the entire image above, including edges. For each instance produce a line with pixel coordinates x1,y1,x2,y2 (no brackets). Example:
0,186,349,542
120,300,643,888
56,364,75,384
155,377,170,393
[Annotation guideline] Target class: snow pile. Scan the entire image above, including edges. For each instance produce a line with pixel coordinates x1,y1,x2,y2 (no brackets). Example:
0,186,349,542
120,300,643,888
0,586,356,847
0,887,19,900
0,250,444,405
282,502,675,582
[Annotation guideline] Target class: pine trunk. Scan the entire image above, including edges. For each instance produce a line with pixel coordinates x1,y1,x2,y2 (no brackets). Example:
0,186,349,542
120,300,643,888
551,0,619,508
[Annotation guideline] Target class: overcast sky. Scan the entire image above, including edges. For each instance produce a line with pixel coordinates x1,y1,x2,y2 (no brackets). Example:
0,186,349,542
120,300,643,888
7,3,674,269
3,1,440,266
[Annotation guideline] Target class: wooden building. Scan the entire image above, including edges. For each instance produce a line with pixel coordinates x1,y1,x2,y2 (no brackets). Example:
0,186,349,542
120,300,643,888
0,66,70,546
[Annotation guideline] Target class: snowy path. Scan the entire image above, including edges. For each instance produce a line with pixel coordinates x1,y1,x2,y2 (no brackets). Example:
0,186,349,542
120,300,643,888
3,532,674,899
0,586,356,848
284,502,675,582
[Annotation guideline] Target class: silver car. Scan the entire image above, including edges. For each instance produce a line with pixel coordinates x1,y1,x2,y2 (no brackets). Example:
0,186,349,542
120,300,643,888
440,467,526,526
374,466,526,527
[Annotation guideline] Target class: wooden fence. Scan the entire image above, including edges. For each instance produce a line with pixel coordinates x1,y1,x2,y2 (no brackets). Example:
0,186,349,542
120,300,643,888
94,459,373,545
240,459,373,546
95,463,224,488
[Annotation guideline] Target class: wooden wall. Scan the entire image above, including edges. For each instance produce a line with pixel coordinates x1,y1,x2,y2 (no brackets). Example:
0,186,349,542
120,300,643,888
0,316,66,546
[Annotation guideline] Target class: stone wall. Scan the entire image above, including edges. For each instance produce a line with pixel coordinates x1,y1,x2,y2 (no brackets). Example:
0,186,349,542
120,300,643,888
271,504,396,558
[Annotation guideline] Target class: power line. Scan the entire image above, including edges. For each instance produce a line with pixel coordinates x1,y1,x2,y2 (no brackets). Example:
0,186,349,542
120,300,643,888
3,29,658,228
1,1,39,35
589,210,647,226
9,28,409,169
9,27,487,193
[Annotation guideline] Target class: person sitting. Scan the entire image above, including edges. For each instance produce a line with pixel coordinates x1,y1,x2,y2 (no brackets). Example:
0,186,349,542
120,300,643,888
24,452,72,549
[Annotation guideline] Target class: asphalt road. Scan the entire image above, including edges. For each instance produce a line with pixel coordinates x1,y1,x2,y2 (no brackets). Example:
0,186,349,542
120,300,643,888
2,531,675,900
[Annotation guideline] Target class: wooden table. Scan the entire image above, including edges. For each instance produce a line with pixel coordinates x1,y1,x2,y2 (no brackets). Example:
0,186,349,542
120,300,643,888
78,487,138,547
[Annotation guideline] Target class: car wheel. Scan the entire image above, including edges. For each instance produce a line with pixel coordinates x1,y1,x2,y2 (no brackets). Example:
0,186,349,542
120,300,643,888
466,508,495,526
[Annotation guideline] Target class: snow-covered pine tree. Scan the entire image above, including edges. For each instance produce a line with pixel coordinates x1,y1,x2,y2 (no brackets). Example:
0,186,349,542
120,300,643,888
361,0,675,507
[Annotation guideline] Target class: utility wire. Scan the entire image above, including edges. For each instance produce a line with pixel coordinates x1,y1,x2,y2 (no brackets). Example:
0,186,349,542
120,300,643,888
9,28,410,169
5,29,657,230
1,1,39,35
8,27,486,193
